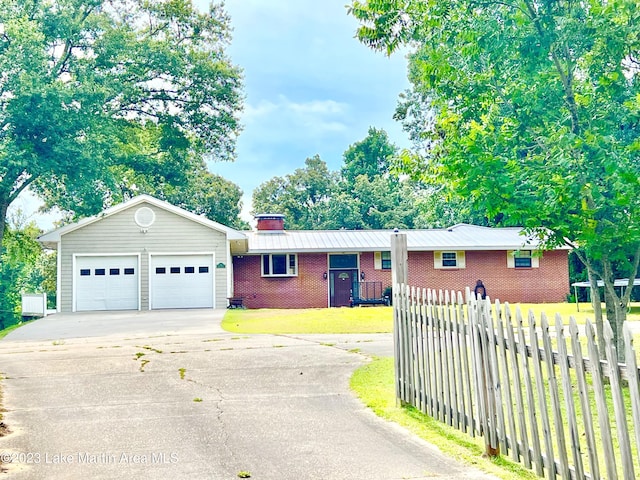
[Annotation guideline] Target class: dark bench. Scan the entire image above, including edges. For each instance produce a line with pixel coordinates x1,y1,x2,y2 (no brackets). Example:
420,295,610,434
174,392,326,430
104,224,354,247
227,296,245,309
350,281,390,307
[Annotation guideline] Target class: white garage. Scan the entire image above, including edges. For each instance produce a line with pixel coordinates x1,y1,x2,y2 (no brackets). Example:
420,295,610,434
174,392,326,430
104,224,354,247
150,254,215,309
38,195,248,313
75,255,140,311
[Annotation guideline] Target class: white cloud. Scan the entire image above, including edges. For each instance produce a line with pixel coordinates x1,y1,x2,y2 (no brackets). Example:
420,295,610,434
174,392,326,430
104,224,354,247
241,95,350,139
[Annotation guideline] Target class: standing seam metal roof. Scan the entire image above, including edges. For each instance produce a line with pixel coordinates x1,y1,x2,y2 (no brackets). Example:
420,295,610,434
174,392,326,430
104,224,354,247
243,224,544,253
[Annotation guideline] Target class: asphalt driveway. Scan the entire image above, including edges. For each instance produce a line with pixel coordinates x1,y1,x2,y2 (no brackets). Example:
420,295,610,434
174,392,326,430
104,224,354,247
0,310,496,480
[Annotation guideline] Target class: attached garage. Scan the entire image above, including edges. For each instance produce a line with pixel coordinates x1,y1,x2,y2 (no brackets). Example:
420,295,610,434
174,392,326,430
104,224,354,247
38,195,248,313
150,254,215,309
75,255,139,311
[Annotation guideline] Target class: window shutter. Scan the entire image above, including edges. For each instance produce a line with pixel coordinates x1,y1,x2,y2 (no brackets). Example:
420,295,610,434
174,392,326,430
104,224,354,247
457,251,466,268
374,252,382,270
434,251,443,269
532,253,540,268
507,251,515,268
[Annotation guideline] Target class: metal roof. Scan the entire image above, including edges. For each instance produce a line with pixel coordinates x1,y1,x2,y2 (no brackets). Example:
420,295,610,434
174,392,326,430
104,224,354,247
243,224,546,254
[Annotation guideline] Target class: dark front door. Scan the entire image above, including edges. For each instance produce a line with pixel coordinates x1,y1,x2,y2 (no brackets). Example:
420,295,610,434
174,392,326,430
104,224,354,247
330,269,356,307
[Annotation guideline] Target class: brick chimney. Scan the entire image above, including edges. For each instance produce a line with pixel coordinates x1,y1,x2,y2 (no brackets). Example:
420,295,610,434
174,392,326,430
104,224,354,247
255,214,285,232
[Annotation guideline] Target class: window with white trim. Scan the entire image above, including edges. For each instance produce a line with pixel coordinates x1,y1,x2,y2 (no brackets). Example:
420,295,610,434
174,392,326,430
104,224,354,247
434,251,466,269
262,254,298,277
507,250,539,269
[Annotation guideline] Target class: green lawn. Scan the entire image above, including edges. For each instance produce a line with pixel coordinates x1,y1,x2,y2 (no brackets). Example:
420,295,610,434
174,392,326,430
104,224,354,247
501,302,640,325
350,357,537,480
222,306,393,333
0,320,34,340
222,302,640,335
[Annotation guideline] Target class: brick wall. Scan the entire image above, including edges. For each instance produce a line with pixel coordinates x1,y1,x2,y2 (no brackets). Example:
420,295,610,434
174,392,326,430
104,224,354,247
232,254,328,309
232,249,570,309
361,250,569,304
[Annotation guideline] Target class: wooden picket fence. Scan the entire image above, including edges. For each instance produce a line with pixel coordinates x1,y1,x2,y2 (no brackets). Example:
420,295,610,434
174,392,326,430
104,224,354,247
393,283,640,480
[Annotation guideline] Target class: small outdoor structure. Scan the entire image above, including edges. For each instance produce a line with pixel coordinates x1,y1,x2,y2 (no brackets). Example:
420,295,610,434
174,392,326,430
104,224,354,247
21,293,48,317
570,278,640,310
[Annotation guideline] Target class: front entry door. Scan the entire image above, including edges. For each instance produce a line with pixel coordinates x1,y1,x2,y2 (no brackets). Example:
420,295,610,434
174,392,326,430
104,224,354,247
330,269,356,307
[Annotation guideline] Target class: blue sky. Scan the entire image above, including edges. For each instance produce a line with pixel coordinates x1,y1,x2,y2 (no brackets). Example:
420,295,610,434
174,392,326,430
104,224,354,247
14,0,411,228
204,0,411,219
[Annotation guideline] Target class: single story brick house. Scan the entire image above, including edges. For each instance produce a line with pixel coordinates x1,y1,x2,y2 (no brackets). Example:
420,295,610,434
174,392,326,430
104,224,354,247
39,195,570,312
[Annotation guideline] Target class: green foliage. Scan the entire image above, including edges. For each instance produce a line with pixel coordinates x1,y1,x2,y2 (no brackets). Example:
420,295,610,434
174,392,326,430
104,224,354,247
350,0,640,358
0,0,243,244
0,214,52,328
350,357,538,480
252,155,341,229
251,128,427,230
341,127,396,187
222,307,393,334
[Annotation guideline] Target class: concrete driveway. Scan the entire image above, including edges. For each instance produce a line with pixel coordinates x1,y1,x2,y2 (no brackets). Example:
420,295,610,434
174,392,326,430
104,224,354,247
0,310,496,480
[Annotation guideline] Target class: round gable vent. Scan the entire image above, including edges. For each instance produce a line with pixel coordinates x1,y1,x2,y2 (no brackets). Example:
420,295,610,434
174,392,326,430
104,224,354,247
134,206,156,228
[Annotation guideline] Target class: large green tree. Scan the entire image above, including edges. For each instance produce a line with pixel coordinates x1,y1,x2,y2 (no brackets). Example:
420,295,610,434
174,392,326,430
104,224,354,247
0,214,53,328
252,130,427,230
349,0,640,358
341,126,397,187
252,155,341,229
0,0,243,246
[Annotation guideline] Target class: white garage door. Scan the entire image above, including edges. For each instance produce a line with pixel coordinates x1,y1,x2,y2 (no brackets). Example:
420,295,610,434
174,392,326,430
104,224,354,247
76,256,139,311
150,254,214,309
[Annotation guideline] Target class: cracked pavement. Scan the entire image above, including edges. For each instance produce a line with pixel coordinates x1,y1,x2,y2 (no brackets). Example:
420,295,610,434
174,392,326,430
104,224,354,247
0,310,497,479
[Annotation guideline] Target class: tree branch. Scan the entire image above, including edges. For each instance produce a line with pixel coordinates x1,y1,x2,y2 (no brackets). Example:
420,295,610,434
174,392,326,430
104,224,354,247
521,0,580,134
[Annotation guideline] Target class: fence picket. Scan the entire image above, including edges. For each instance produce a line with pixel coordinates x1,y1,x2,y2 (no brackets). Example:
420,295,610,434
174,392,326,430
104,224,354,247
400,283,411,404
426,289,437,417
530,312,555,479
540,313,569,479
409,286,420,408
415,287,426,413
495,301,518,461
451,290,464,431
505,303,531,468
393,284,640,480
555,315,584,480
623,323,640,466
603,322,635,479
458,290,474,436
393,283,401,401
517,308,544,476
585,319,617,480
568,318,600,480
443,290,455,426
469,296,487,441
435,290,445,422
486,299,505,454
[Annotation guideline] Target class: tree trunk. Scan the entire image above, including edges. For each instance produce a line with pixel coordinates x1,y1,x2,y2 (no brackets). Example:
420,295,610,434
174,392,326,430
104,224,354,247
588,269,605,356
0,200,8,253
604,287,617,351
614,301,627,363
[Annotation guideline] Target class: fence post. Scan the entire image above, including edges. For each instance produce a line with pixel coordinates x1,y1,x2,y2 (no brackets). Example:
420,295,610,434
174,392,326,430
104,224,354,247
477,297,500,457
391,232,408,405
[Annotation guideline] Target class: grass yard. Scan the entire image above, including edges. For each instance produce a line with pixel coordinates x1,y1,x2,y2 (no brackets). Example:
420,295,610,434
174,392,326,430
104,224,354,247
501,302,640,325
0,320,34,340
222,302,640,335
222,306,393,334
350,357,537,480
